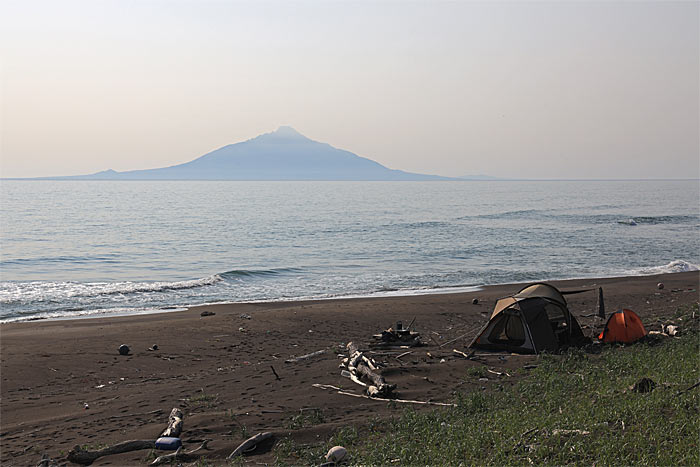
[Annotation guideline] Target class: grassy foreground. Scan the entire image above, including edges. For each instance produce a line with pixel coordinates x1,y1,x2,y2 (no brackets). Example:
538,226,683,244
275,304,699,466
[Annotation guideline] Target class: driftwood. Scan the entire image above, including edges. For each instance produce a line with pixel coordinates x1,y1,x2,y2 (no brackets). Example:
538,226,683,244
226,432,273,459
453,349,474,359
161,408,183,437
150,440,210,466
487,368,511,377
347,342,396,398
285,349,326,363
67,407,182,465
270,365,281,380
313,383,455,407
675,379,700,396
67,440,156,465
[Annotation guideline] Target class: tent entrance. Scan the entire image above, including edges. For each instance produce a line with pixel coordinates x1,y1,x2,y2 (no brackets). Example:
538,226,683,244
487,310,526,346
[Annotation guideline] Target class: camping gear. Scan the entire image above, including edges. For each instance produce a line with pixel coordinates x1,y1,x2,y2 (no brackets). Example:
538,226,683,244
598,309,647,343
469,283,589,354
155,437,182,450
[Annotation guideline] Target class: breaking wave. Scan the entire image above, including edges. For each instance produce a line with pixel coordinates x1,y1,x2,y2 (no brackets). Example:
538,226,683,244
617,215,698,226
0,275,223,304
631,260,700,275
220,267,303,278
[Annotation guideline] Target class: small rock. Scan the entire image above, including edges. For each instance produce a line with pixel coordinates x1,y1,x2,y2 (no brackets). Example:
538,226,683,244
657,282,664,290
472,298,479,305
118,344,130,355
150,344,159,351
200,311,215,317
239,313,252,319
326,445,347,463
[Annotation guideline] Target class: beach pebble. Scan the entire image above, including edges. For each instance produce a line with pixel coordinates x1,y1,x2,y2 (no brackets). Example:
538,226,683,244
657,282,664,290
200,310,215,317
118,344,130,355
240,313,252,319
326,446,347,463
472,298,479,305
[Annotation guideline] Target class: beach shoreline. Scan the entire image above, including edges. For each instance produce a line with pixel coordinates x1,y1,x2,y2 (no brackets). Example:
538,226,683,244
1,271,698,465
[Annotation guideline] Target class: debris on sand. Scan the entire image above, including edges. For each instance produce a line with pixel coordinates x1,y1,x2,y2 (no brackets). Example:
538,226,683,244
372,321,422,347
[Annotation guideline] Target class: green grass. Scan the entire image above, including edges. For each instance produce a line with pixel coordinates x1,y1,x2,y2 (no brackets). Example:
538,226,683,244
187,390,219,409
286,408,326,430
275,304,699,466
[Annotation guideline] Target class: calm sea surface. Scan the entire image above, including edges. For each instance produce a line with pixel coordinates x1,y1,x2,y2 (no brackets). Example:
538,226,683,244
1,180,698,322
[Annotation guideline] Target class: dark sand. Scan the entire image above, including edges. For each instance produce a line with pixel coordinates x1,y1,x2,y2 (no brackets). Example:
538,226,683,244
1,272,698,465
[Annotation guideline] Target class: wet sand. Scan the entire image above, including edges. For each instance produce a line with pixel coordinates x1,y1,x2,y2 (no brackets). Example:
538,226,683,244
1,272,698,465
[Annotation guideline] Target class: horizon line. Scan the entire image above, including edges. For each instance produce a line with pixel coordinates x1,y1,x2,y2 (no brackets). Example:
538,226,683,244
2,177,698,182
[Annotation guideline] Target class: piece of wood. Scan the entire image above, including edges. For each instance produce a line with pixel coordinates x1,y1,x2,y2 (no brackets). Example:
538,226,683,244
226,432,273,459
453,349,474,359
551,429,590,436
675,379,700,396
285,349,326,363
67,440,156,465
312,384,455,407
161,408,183,437
270,365,281,380
150,440,210,466
487,368,511,377
346,342,395,397
67,407,182,465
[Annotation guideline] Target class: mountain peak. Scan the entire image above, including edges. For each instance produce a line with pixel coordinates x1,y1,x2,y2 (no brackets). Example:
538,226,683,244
273,125,303,137
250,125,311,144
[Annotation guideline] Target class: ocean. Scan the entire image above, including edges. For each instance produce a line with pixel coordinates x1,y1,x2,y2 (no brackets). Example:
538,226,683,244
1,180,698,322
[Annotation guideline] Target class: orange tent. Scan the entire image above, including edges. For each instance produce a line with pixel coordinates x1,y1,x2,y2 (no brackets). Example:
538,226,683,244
598,309,647,343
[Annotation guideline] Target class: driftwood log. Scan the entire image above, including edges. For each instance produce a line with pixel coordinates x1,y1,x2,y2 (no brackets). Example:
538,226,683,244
347,342,396,398
150,440,210,466
67,440,156,465
226,432,273,459
160,407,183,437
67,407,182,465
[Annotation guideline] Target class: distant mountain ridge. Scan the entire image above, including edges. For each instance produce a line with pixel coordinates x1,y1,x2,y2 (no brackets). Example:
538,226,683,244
54,126,455,181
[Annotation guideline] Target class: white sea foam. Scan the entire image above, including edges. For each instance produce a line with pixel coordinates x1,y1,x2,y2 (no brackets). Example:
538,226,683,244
629,260,700,276
1,306,186,323
0,275,222,304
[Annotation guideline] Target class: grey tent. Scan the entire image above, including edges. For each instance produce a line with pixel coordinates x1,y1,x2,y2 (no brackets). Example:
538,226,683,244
469,283,589,354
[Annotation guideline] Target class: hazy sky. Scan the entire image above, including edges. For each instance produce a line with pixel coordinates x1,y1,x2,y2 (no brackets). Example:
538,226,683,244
1,0,698,179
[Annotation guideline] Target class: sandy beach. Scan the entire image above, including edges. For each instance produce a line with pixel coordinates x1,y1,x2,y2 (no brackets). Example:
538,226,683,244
1,272,698,465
